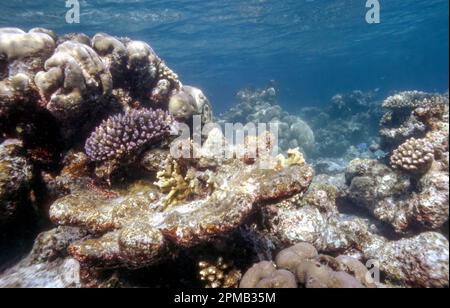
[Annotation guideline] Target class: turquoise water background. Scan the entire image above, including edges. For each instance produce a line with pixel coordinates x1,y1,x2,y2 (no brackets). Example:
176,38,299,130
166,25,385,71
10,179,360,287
0,0,448,112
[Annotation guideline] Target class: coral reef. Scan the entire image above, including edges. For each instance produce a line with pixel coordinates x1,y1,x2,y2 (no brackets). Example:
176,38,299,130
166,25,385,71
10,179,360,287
262,183,449,287
0,227,86,288
85,108,174,164
49,155,314,268
219,85,315,155
91,33,181,104
379,91,449,151
0,26,448,289
300,90,383,158
365,232,449,288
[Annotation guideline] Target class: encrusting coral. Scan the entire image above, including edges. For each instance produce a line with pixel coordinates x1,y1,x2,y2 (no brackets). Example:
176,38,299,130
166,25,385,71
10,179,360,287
49,149,314,268
85,108,174,164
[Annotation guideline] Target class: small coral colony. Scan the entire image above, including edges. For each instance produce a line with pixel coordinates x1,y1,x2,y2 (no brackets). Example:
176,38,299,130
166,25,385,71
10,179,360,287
0,28,448,288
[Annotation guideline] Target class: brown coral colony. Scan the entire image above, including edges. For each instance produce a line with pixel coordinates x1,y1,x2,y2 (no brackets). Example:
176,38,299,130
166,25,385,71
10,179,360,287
391,137,434,173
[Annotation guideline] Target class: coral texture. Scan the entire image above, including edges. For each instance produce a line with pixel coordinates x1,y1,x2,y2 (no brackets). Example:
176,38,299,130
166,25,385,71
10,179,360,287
49,157,314,268
198,257,241,288
35,41,113,135
390,137,434,173
262,183,449,287
379,91,448,151
240,243,372,288
344,158,448,233
85,108,174,163
0,139,33,226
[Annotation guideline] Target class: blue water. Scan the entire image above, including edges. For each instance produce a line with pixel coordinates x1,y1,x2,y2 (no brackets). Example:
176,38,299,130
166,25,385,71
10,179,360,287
0,0,448,113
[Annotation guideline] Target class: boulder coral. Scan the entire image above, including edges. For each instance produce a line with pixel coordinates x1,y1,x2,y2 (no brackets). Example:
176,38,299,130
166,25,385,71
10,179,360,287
240,243,371,288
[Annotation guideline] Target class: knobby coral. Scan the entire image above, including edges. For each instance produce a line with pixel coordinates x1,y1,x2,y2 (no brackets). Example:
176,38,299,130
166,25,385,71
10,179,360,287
240,243,373,288
198,257,241,288
390,137,434,173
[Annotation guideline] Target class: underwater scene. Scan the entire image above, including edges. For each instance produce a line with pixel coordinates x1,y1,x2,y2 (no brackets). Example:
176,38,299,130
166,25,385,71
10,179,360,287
0,0,448,290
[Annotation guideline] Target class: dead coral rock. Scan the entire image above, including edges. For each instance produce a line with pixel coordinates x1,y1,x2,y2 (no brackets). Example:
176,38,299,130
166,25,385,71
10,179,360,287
50,160,314,269
364,232,449,288
412,167,449,230
0,227,86,288
344,158,448,233
0,139,33,226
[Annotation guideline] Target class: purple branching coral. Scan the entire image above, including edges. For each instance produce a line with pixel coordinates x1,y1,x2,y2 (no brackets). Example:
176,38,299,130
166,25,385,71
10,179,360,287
85,108,174,163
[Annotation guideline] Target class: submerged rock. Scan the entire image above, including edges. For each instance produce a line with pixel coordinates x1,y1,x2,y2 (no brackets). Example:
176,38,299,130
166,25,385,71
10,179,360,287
0,139,33,227
364,232,449,288
0,227,87,288
219,85,315,155
343,158,449,233
380,91,448,151
49,159,314,269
